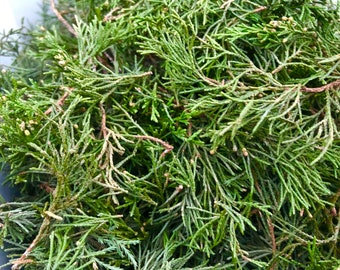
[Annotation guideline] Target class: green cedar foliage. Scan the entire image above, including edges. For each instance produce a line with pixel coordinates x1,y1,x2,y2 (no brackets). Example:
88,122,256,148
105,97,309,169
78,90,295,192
0,0,340,269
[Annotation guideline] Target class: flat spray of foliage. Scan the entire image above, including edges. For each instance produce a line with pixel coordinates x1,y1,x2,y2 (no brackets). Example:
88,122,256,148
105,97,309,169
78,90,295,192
0,0,340,269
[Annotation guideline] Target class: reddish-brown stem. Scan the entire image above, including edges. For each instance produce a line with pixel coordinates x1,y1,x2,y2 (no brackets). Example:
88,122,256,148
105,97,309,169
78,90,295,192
103,7,123,22
50,0,77,36
253,6,267,13
135,135,174,157
99,103,108,138
301,79,340,93
11,218,50,270
40,182,55,193
268,218,277,270
44,87,74,115
268,219,276,253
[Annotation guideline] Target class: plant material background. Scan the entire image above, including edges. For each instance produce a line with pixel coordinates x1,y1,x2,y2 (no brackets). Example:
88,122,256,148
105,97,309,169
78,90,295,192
0,0,340,269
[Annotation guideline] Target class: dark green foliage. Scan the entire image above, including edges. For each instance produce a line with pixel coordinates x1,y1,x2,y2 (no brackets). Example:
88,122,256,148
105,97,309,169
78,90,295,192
0,0,340,269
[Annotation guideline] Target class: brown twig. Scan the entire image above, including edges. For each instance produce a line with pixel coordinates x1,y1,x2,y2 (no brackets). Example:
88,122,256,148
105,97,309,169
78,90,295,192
99,103,108,138
96,51,117,74
11,217,51,270
11,259,34,270
135,135,174,157
267,218,277,270
39,182,55,193
103,7,123,22
301,79,340,93
267,219,276,253
252,6,267,13
50,0,77,36
44,87,74,115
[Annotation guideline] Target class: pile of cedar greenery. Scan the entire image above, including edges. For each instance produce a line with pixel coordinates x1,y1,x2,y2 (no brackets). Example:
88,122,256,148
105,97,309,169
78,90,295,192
0,0,340,269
